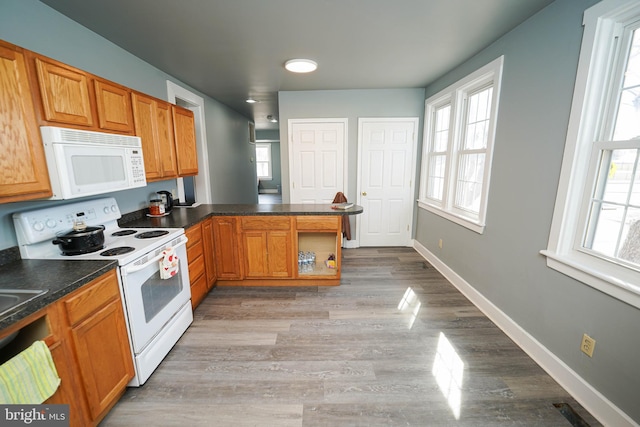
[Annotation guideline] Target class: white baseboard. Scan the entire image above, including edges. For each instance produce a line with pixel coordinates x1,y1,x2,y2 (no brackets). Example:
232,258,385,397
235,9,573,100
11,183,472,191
258,189,279,194
412,240,637,427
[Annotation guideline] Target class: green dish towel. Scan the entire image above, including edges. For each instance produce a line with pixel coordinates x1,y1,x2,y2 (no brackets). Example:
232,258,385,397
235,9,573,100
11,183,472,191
0,340,61,404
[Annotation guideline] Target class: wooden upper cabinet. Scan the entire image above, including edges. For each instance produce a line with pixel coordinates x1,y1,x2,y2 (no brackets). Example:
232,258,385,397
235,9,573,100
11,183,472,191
132,92,161,180
29,52,134,135
132,92,178,181
156,100,179,178
172,105,198,176
0,42,52,203
94,79,134,134
32,55,94,127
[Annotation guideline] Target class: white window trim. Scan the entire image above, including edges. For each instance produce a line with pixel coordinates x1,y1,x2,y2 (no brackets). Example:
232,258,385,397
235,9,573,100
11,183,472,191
256,142,273,180
542,0,640,309
418,56,504,234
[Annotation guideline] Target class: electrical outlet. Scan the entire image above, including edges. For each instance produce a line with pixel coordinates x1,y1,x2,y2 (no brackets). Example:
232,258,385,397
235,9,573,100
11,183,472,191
438,239,443,249
580,333,596,357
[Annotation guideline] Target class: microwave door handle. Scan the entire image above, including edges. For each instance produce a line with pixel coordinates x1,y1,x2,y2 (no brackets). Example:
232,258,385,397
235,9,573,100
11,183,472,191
121,239,188,276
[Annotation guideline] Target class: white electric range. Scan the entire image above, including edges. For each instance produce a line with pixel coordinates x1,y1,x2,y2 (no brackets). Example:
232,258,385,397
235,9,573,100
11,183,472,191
12,197,193,386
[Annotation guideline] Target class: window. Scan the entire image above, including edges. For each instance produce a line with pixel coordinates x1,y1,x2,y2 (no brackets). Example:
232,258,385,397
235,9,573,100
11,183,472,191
543,0,640,309
418,57,503,233
255,143,272,180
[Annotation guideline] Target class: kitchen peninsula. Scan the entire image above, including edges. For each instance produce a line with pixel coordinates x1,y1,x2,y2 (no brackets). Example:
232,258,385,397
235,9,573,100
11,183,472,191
120,203,363,306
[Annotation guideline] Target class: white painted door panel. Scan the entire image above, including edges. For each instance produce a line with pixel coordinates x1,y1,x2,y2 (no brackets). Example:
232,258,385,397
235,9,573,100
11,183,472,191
289,120,347,204
358,118,418,246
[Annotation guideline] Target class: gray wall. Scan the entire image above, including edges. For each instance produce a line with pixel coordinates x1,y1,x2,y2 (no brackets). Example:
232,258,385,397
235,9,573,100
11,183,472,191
0,0,256,250
415,0,639,422
278,88,426,205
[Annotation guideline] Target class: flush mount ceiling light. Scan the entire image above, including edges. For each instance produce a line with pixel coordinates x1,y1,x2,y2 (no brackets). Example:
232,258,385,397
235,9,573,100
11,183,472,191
246,98,258,103
284,59,318,73
267,115,278,123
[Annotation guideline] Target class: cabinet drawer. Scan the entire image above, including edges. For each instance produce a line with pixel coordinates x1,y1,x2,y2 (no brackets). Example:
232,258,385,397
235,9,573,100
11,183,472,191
242,216,291,230
188,254,205,283
185,224,202,248
296,216,340,231
64,270,119,326
187,238,203,264
190,274,208,309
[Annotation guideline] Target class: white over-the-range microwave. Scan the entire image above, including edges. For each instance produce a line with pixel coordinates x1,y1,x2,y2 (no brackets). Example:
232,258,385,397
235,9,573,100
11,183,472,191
40,126,147,200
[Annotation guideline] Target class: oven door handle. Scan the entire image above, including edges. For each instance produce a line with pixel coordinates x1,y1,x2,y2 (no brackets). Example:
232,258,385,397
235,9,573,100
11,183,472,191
121,239,188,276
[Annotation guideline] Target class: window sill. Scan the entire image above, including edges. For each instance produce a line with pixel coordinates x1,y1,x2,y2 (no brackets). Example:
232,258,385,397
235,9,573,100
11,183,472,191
417,200,485,234
540,249,640,309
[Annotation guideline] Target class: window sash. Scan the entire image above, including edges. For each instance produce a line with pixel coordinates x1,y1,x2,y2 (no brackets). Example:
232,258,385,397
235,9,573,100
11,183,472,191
255,143,272,180
419,57,502,232
542,0,640,309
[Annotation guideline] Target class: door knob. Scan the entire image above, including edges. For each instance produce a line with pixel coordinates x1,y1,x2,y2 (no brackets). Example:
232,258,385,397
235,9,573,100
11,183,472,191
362,191,367,196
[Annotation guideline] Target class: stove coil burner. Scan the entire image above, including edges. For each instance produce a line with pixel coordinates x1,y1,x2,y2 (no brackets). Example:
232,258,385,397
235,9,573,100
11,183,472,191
135,230,169,239
100,247,136,257
112,229,138,237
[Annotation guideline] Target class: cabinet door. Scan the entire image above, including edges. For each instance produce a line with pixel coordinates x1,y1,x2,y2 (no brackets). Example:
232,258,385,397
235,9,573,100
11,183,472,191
172,105,198,176
94,79,134,133
267,231,293,277
69,299,133,421
213,217,243,279
243,230,292,278
156,100,178,178
63,270,134,423
0,43,52,202
132,93,162,180
33,56,94,127
243,231,268,277
202,218,216,288
46,339,86,427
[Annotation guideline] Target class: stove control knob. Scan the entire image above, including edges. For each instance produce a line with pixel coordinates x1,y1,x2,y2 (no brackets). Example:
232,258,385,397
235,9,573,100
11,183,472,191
104,206,111,214
111,204,117,213
46,219,57,229
33,221,44,232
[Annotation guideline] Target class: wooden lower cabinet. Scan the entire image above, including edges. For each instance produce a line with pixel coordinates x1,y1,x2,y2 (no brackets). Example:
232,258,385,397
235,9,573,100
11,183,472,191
0,269,133,427
242,217,293,278
213,217,243,280
60,269,134,426
215,215,341,286
202,218,216,286
186,218,216,309
45,337,86,427
295,216,342,280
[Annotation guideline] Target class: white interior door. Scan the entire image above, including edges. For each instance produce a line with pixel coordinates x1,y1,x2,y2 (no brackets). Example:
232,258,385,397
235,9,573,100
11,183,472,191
289,119,347,203
358,118,418,246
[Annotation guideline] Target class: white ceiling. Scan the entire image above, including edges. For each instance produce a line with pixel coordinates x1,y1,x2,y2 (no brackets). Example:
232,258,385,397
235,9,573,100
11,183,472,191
40,0,554,130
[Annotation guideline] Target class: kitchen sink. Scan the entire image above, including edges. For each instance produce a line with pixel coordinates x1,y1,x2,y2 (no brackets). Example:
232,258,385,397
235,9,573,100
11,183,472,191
0,289,48,318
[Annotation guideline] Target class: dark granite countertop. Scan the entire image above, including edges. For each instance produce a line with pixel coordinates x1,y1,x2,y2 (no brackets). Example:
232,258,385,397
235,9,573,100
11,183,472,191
0,203,361,333
120,203,363,230
0,259,117,331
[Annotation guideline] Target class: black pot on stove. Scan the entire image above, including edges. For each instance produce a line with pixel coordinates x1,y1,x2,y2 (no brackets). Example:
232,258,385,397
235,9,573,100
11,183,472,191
52,223,105,255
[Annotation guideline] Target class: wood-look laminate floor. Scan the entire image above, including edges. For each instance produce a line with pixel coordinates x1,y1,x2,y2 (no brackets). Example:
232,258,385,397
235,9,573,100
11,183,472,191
101,248,601,427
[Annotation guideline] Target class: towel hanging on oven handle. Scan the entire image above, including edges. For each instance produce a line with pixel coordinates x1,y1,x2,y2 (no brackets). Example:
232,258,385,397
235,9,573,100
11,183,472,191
121,239,188,276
